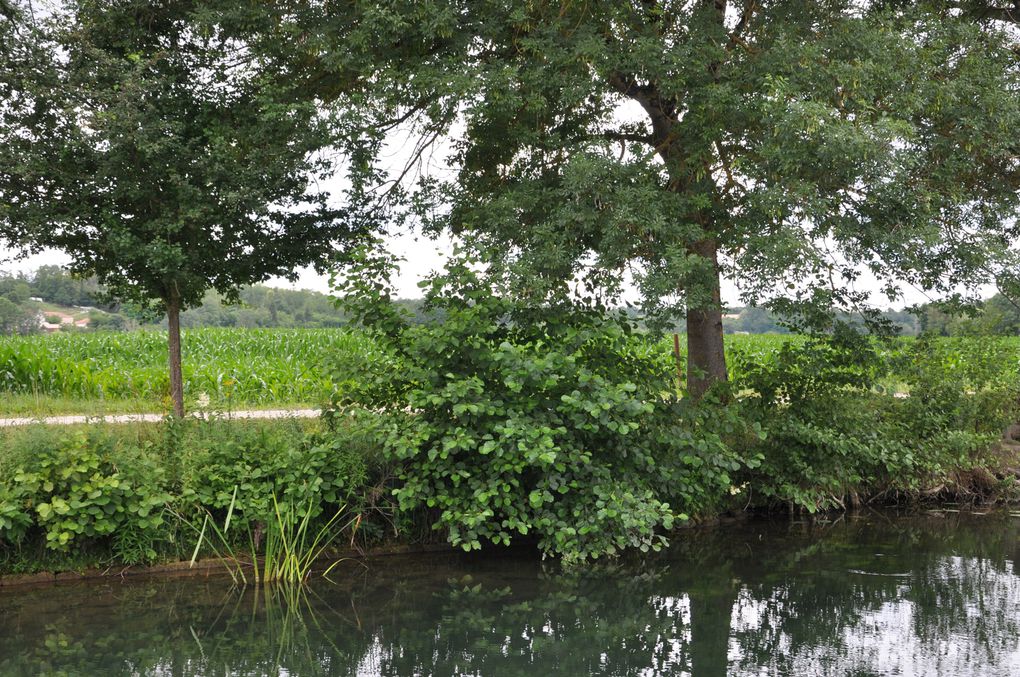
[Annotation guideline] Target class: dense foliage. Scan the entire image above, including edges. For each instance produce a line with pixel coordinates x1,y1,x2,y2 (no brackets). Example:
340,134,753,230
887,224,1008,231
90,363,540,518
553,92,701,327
332,256,751,561
2,0,1019,574
0,432,171,559
175,420,368,532
733,331,1020,510
328,248,1020,561
221,0,1020,396
0,3,351,311
0,326,1017,569
0,419,374,571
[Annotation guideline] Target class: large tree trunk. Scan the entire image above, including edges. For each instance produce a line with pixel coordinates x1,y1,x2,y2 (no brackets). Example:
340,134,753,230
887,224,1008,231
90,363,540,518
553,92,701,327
167,289,185,418
686,238,728,399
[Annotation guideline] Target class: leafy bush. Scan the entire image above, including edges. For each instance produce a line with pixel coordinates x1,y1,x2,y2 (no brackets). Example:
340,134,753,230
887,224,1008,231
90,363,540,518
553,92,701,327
333,257,757,563
0,419,377,572
733,327,1020,510
0,431,171,561
175,419,367,530
892,334,1019,438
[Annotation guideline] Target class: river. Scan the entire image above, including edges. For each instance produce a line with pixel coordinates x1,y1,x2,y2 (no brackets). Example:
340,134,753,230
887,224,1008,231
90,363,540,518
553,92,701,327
2,510,1018,675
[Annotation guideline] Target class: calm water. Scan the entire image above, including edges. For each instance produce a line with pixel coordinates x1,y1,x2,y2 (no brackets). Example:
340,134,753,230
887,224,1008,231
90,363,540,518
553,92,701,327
3,511,1020,676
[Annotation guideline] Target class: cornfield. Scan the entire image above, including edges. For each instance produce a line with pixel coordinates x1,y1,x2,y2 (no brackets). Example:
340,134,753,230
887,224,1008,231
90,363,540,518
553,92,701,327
0,328,374,407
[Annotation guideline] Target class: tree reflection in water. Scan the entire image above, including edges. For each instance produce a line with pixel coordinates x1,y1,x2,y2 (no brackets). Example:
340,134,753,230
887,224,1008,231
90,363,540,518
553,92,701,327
2,512,1019,676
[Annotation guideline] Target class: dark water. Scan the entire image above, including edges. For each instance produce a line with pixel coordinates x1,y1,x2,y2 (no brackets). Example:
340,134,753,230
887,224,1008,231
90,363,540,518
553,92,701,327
3,511,1020,676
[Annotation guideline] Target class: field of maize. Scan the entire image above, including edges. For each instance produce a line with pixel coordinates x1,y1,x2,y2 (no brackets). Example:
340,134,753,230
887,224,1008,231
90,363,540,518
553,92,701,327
0,328,374,412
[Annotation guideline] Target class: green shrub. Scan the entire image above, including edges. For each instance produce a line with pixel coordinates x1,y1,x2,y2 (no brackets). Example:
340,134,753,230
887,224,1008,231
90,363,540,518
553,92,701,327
892,334,1019,438
333,257,757,563
733,328,1020,510
0,431,171,561
176,419,367,531
0,419,379,572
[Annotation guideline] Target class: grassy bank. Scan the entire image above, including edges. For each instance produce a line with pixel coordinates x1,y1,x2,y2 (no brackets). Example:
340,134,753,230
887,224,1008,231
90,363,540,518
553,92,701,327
0,417,401,576
2,408,1020,577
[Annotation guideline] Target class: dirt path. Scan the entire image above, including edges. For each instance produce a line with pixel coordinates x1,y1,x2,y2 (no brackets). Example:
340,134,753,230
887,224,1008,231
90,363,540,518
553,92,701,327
0,408,321,428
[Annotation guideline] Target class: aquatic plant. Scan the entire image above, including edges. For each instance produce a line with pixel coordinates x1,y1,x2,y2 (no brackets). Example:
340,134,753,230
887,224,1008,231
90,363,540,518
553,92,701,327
188,486,359,585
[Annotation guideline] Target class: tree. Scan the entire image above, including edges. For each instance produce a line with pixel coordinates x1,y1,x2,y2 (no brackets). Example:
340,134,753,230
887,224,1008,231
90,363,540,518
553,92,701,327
0,273,30,305
0,1,364,415
0,296,36,335
28,266,102,307
233,1,1020,397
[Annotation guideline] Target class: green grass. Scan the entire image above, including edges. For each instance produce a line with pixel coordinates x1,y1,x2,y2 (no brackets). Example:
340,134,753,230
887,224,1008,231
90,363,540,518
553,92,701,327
0,395,323,417
0,394,160,417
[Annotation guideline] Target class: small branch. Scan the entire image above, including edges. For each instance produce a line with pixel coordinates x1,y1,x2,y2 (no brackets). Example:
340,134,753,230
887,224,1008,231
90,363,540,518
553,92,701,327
948,1,1020,24
597,130,655,145
729,0,758,43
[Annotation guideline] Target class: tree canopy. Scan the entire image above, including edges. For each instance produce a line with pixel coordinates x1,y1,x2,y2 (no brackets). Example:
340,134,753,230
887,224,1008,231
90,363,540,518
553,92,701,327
226,0,1020,395
4,0,1019,399
0,1,368,413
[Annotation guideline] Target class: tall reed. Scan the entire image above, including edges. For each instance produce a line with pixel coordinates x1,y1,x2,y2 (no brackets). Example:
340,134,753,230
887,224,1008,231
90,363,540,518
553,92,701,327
186,485,358,585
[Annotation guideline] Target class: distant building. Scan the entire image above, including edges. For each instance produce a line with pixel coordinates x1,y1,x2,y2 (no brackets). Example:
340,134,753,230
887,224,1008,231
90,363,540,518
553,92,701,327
37,311,89,332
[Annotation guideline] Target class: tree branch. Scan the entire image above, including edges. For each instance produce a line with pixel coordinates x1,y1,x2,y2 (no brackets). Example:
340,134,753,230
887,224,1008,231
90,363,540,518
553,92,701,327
607,71,676,142
598,130,655,145
949,1,1020,24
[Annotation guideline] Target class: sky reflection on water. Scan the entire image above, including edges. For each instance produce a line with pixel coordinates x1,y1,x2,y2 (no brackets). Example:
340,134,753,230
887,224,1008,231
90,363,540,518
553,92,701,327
2,511,1019,676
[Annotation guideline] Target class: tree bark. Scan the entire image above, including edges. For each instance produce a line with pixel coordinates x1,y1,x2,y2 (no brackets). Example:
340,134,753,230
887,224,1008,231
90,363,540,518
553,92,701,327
686,238,728,399
167,289,185,418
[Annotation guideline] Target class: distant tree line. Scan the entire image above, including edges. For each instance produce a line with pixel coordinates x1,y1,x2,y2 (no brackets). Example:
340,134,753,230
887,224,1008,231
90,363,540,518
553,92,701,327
171,287,434,330
725,298,1020,337
0,266,436,334
4,265,1020,338
723,306,923,336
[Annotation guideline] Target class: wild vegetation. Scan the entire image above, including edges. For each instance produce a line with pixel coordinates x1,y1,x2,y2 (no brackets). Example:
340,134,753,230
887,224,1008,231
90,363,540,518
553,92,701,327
3,0,1020,571
1,322,1018,571
0,418,380,575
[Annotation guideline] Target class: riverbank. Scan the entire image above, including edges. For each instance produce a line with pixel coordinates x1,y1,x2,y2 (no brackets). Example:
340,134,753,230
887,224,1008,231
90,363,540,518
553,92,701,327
2,407,1018,582
4,326,1020,577
5,501,1013,590
0,539,460,589
0,417,376,578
